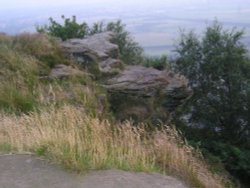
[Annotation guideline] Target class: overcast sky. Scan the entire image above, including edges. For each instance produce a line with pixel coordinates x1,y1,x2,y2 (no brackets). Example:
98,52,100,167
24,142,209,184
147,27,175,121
1,0,247,10
1,0,250,55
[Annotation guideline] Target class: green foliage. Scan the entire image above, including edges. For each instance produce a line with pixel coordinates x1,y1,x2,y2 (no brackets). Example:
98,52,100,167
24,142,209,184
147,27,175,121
88,20,144,64
105,20,143,64
174,21,250,183
36,145,48,156
89,21,105,35
202,142,250,183
0,143,12,152
37,17,144,65
142,55,169,70
37,15,88,41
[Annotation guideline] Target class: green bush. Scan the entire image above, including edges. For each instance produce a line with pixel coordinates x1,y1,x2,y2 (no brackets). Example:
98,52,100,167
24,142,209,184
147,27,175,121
173,20,250,184
37,17,144,65
37,15,88,41
202,142,250,184
105,20,143,64
89,20,144,64
142,55,168,70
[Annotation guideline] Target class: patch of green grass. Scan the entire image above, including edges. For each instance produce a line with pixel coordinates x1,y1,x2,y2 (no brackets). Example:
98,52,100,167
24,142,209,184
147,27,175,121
0,143,12,152
0,85,38,114
36,145,48,156
0,32,110,118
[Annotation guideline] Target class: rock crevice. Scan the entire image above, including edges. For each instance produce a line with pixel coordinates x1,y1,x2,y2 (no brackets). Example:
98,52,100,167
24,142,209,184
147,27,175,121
60,32,192,122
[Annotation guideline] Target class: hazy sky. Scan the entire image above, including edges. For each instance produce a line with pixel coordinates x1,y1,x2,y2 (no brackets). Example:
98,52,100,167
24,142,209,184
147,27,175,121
2,0,249,12
1,0,250,55
1,1,248,7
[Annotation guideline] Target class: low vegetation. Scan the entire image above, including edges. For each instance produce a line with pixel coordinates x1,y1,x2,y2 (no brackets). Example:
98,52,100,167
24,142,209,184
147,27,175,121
0,23,236,187
37,16,143,65
143,55,169,70
0,33,109,116
0,105,229,188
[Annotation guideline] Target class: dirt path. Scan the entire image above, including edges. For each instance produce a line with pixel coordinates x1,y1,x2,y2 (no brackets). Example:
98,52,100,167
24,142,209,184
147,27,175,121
0,154,188,188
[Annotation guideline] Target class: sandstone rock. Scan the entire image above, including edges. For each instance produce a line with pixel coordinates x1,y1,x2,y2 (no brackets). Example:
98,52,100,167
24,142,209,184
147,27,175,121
61,32,123,74
0,155,188,188
60,32,192,123
99,58,124,74
104,66,192,122
104,65,191,99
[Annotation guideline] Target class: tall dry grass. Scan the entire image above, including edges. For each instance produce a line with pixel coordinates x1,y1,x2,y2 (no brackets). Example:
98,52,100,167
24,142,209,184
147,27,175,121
0,105,230,188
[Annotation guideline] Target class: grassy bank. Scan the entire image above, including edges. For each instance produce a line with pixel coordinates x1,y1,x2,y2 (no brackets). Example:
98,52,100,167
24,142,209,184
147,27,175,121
0,32,233,187
0,105,230,188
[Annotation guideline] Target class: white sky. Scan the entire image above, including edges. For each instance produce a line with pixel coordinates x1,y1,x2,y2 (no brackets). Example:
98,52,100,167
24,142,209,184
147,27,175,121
1,0,250,55
1,0,244,10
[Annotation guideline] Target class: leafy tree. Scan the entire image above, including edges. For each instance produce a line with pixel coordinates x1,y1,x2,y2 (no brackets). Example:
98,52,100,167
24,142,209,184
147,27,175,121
37,15,88,41
173,21,250,182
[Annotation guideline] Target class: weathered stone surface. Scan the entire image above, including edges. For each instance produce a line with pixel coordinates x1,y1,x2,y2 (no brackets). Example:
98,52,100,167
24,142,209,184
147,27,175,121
49,64,85,80
104,66,192,121
60,32,192,122
105,65,191,100
0,154,188,188
99,58,124,73
61,32,123,74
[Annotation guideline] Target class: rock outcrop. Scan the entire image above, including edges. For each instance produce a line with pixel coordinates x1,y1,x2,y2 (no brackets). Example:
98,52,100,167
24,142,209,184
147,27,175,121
61,32,192,123
61,32,123,74
104,65,190,98
104,66,192,122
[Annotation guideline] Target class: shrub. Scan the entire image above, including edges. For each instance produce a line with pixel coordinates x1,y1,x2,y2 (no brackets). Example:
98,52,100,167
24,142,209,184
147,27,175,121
104,20,143,64
173,20,250,184
37,15,88,41
37,17,144,65
142,55,169,70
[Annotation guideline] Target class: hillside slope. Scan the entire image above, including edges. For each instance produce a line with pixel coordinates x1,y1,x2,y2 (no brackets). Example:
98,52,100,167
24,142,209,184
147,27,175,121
0,33,232,188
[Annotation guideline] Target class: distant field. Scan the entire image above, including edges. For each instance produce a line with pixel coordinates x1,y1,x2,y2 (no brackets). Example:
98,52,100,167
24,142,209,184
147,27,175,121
143,45,173,56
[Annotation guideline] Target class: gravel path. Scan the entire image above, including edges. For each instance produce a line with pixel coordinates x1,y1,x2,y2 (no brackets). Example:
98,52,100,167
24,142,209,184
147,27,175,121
0,154,188,188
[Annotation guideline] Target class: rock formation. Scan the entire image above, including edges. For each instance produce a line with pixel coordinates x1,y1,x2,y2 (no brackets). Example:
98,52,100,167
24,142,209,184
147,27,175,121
61,32,192,123
61,32,123,74
104,66,191,122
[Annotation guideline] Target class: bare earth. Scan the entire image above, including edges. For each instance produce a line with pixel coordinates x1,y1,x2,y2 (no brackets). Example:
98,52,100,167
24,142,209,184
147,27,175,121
0,154,188,188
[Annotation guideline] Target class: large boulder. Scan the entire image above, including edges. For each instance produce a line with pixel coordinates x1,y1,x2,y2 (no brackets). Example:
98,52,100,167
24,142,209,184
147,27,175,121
60,32,192,123
61,32,123,74
104,66,192,122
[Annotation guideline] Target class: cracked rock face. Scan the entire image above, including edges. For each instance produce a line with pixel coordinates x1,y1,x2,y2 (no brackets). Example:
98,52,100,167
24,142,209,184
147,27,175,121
61,32,123,74
104,66,192,121
60,32,192,122
104,66,190,98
